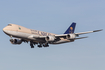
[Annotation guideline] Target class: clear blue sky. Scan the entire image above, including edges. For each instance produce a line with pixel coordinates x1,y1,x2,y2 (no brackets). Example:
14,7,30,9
0,0,105,70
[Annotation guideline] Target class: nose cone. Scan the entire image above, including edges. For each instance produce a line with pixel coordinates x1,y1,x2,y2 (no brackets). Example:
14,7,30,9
3,27,8,33
3,27,6,32
3,27,9,35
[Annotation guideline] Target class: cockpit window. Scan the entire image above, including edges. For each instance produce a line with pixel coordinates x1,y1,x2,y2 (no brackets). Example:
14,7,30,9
8,24,12,26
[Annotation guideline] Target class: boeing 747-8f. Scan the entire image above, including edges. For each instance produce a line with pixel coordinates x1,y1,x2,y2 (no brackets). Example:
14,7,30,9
3,23,102,48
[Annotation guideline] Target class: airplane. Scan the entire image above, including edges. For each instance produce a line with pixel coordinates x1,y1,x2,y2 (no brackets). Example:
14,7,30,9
3,22,102,48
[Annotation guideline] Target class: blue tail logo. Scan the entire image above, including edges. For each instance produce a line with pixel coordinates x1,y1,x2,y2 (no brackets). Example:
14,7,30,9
70,27,73,31
64,22,76,34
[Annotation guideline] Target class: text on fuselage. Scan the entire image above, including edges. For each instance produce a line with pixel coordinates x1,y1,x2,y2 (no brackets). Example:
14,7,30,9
31,29,52,36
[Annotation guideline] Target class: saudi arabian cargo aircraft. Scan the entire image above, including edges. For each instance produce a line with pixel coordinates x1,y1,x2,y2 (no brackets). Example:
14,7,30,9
3,23,102,48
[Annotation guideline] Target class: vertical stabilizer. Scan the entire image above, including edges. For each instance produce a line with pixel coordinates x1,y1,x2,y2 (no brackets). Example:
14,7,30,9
64,22,76,34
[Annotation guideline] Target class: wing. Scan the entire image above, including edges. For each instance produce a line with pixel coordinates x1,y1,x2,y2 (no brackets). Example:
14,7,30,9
54,29,102,37
30,29,102,42
75,29,103,35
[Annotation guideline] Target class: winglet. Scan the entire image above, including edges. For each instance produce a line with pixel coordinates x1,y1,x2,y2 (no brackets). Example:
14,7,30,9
64,22,76,34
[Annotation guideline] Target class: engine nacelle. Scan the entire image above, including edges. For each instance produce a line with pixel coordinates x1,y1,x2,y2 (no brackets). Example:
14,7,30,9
45,36,55,42
66,34,76,39
10,39,22,44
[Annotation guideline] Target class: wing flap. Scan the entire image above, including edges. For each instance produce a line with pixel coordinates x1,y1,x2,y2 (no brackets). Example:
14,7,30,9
75,37,88,40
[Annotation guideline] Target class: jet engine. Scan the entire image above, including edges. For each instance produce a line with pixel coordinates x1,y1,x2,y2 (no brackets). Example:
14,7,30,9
66,34,76,39
45,36,55,42
10,39,22,44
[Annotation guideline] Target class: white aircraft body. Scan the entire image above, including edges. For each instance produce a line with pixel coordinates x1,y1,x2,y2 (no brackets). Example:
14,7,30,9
3,23,102,48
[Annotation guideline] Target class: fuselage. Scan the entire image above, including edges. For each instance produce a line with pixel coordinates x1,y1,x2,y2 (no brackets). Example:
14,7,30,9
3,24,71,44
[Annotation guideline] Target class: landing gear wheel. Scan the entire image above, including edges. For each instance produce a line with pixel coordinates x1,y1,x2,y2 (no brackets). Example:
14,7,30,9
43,45,49,47
43,43,49,47
38,45,42,48
31,45,34,48
30,42,34,48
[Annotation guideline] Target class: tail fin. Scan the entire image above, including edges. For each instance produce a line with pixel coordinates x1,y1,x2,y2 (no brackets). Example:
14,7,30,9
64,22,76,34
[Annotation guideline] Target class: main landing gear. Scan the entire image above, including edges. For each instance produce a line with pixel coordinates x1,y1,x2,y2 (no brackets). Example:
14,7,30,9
30,42,34,48
30,41,49,48
30,41,37,48
37,43,42,48
43,43,49,47
37,43,49,48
